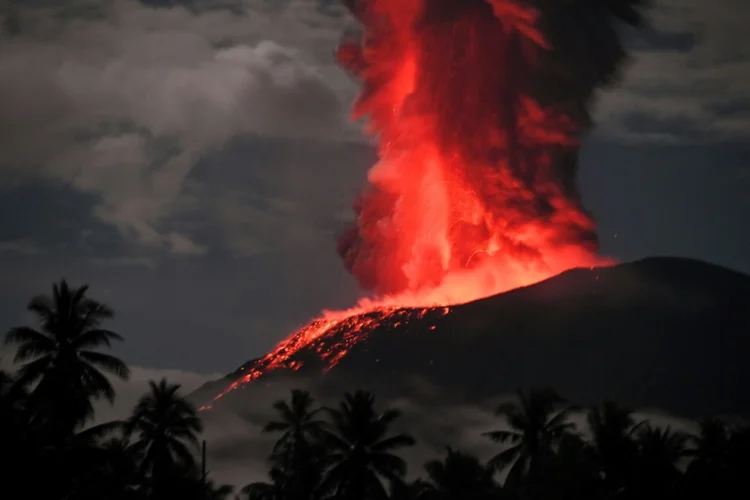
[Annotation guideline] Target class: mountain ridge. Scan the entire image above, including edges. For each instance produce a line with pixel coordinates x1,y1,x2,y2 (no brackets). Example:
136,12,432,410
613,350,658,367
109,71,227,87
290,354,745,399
195,256,750,418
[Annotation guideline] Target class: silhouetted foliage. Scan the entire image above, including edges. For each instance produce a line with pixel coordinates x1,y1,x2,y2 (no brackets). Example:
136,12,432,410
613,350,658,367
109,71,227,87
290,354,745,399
256,389,327,500
422,448,498,500
2,280,749,500
124,378,205,498
5,279,129,435
0,281,235,500
317,390,416,500
483,388,577,491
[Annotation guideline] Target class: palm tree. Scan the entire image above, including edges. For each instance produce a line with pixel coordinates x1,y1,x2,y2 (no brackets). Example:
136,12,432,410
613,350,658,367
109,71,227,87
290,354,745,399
241,466,285,500
4,279,129,433
634,423,689,498
0,366,28,435
422,448,498,500
264,389,325,459
389,479,432,500
536,433,601,500
686,418,729,470
585,401,644,495
262,389,326,499
125,378,204,497
725,425,750,492
0,367,45,496
172,470,234,500
199,479,234,500
683,419,747,498
318,390,416,500
69,435,145,500
482,388,576,489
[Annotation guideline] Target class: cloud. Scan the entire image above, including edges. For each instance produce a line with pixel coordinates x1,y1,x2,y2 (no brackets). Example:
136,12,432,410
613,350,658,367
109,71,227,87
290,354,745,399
595,0,750,143
0,238,40,255
202,136,372,259
89,256,158,269
217,189,334,257
0,0,354,253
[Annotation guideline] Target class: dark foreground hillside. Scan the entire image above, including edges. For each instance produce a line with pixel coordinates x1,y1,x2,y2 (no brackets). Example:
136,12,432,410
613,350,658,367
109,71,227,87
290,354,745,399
198,257,750,418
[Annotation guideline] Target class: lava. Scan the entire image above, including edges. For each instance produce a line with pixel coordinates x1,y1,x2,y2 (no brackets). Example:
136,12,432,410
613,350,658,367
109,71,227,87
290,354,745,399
205,0,618,408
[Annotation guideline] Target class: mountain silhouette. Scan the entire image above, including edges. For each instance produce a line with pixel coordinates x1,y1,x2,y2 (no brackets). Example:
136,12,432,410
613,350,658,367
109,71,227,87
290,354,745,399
196,256,750,418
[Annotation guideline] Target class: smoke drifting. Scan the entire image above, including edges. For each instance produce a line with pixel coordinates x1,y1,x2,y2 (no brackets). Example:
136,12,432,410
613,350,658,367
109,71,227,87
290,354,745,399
336,0,622,296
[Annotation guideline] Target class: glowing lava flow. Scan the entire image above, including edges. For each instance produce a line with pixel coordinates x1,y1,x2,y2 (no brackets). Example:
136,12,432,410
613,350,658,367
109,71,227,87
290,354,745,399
203,306,450,409
204,0,616,409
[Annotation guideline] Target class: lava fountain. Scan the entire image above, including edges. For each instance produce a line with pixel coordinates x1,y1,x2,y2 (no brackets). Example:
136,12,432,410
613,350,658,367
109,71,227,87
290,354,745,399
205,0,618,407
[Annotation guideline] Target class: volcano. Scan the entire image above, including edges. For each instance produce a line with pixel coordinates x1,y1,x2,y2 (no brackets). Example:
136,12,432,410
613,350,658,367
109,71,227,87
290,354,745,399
198,257,750,418
195,1,742,420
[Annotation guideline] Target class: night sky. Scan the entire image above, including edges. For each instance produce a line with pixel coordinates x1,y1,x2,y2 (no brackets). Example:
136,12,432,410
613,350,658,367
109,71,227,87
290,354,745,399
0,0,748,380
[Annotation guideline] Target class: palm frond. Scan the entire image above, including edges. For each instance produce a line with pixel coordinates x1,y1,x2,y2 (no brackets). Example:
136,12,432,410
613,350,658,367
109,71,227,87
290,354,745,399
5,325,52,346
73,328,124,349
78,350,130,380
488,444,521,471
82,364,118,404
262,420,289,433
15,356,52,387
77,420,126,443
372,434,416,451
371,452,408,477
27,294,54,320
482,429,521,444
169,437,199,468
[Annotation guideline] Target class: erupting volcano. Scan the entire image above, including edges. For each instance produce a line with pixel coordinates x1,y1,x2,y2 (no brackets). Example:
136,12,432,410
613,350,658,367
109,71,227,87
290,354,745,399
205,0,631,408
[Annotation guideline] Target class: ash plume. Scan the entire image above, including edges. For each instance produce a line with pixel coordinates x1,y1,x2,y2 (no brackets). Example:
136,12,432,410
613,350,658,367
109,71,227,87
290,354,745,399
336,0,647,295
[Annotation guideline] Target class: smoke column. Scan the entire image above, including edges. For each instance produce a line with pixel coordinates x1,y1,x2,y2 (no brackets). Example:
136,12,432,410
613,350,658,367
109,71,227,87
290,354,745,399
204,0,647,407
336,0,609,300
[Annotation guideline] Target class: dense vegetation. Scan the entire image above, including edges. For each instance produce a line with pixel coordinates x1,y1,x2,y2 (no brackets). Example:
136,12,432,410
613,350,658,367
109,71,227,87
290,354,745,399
2,280,748,500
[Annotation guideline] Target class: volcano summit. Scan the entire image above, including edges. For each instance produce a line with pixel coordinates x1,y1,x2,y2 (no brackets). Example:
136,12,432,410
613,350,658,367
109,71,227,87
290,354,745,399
200,257,750,418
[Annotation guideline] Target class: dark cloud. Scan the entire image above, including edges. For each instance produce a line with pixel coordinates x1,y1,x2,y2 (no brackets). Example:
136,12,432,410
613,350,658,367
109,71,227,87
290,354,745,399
0,0,354,253
595,0,750,143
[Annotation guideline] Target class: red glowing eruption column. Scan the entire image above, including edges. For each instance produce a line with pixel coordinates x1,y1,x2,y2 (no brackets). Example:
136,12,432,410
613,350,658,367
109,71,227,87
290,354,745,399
337,0,605,298
205,0,612,407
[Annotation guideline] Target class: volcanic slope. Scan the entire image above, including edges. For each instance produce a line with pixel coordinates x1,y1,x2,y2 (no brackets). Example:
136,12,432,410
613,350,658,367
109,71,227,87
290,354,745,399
200,257,750,418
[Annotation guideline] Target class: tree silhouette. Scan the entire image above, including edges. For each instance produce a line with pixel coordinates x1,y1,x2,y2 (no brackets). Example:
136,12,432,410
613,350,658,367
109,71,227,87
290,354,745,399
388,478,432,500
536,433,601,500
0,366,47,497
633,423,689,498
172,470,235,500
318,390,415,500
4,279,129,433
262,389,326,500
69,435,145,500
0,366,29,438
683,419,750,498
241,466,285,500
125,378,203,498
422,448,498,500
585,401,644,496
483,388,577,490
264,389,325,456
